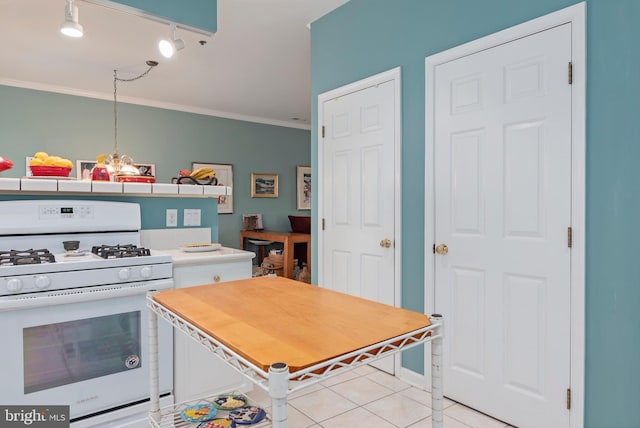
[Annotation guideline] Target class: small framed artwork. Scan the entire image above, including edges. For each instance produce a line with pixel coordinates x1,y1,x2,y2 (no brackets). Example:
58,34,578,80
76,160,97,180
134,163,155,177
251,173,278,198
192,162,234,214
296,166,311,210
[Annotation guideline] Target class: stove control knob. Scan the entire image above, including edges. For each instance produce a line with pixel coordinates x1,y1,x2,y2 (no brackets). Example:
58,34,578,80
6,278,23,292
140,266,152,278
35,275,51,290
118,269,131,280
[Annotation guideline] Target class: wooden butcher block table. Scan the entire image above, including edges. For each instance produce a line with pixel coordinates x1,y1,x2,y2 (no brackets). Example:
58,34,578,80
148,276,444,428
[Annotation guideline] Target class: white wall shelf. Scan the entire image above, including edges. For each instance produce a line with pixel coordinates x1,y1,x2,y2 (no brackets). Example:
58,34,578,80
0,178,232,198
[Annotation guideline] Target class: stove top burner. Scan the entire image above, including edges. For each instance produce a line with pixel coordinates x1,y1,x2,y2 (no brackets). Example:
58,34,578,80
0,249,56,266
91,244,151,259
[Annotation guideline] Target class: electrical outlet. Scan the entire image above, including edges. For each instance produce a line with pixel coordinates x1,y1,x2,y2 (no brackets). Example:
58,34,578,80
166,209,178,227
183,209,201,226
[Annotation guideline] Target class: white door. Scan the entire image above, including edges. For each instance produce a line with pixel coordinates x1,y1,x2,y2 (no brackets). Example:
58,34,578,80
321,77,397,373
433,24,572,427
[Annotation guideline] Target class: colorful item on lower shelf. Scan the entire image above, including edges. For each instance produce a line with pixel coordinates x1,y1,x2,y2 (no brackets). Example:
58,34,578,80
211,394,248,410
180,403,218,423
198,418,236,428
228,406,267,425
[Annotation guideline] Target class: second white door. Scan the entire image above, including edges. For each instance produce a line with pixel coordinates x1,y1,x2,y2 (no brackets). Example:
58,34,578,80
433,24,572,427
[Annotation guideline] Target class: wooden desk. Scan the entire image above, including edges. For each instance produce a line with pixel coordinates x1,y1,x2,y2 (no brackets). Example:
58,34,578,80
240,230,311,279
148,277,445,428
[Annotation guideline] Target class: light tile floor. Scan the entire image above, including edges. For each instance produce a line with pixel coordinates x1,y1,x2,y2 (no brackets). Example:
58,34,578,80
245,364,517,428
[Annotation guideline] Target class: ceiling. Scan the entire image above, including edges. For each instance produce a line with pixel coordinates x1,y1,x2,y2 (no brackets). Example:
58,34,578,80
0,0,350,130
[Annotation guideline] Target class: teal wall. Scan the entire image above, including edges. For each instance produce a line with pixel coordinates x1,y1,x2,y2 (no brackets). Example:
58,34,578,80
311,0,640,426
109,0,217,33
0,85,310,247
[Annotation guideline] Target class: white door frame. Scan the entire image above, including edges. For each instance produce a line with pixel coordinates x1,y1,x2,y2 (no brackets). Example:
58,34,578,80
317,67,402,368
424,3,585,428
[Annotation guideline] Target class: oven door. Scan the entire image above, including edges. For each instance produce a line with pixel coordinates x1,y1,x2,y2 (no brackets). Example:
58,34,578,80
0,279,173,421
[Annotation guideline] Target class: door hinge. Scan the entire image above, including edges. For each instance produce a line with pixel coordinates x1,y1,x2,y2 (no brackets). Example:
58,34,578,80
568,226,573,248
568,62,573,85
322,125,325,138
322,218,325,231
566,388,571,410
432,243,436,254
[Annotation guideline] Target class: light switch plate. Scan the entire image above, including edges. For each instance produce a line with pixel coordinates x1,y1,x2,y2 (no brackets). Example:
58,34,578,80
183,209,201,227
166,209,178,227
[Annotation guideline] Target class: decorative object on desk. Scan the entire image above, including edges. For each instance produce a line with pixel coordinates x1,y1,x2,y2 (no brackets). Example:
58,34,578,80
180,403,218,423
296,165,311,210
181,242,222,252
198,418,236,428
228,405,267,425
250,173,278,198
193,163,233,213
242,214,263,231
288,215,311,234
211,394,248,410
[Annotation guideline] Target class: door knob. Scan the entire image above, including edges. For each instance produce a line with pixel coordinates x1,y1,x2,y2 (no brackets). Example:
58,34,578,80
435,244,448,255
380,238,392,248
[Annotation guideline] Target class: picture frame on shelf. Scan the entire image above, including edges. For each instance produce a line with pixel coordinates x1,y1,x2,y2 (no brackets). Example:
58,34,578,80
192,162,234,214
134,163,155,177
250,173,278,198
296,166,311,210
76,160,96,180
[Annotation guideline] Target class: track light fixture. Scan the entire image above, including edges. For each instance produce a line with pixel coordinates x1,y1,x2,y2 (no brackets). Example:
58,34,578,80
60,0,83,38
158,24,184,58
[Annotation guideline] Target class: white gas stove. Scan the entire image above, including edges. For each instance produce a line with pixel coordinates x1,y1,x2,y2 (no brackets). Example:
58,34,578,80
0,200,174,427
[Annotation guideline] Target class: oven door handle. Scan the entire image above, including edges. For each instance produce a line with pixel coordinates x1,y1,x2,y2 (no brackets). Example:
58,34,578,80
0,279,173,311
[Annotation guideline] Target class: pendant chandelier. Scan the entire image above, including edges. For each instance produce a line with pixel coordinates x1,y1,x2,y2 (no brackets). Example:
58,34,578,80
105,60,158,176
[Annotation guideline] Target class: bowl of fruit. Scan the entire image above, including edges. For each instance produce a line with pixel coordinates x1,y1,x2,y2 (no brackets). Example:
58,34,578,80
29,152,73,177
173,166,218,185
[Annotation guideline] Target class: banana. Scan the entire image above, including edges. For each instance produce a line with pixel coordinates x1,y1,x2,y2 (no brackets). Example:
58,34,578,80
191,166,216,179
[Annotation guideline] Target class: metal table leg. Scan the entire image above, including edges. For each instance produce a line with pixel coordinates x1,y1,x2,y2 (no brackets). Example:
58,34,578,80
269,362,290,428
148,291,160,426
430,314,444,428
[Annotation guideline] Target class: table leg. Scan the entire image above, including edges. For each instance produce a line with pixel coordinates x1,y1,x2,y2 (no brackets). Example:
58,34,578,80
430,314,444,428
284,238,294,279
269,362,289,428
148,293,160,426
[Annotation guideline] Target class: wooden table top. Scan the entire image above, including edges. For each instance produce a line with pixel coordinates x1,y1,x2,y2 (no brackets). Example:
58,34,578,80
152,276,431,373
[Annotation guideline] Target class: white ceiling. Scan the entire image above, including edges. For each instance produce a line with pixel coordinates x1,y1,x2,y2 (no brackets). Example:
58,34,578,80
0,0,350,130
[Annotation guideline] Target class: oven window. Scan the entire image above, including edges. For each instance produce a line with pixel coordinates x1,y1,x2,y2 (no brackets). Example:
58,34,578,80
23,311,141,394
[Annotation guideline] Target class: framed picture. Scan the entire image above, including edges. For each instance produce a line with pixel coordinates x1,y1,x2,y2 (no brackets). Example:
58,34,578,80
192,162,234,214
296,166,311,210
76,160,96,180
251,173,278,198
134,163,155,177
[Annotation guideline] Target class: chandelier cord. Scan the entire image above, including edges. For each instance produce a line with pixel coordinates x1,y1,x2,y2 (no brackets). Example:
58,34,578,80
113,64,156,156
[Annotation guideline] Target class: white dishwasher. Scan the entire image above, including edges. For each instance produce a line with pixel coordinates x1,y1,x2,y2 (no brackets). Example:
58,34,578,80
163,247,255,404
